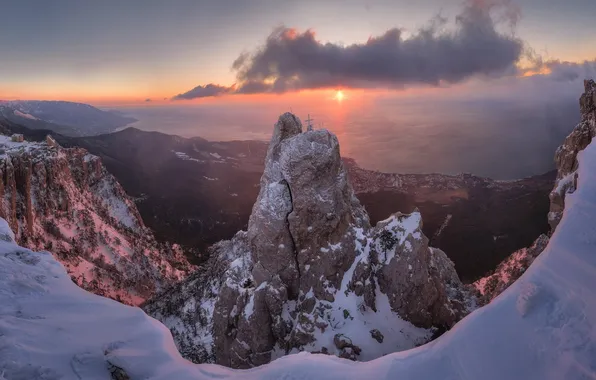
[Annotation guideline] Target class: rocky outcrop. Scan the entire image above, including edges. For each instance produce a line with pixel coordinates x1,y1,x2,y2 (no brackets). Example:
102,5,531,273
473,234,549,304
145,113,475,367
0,135,193,305
549,79,596,230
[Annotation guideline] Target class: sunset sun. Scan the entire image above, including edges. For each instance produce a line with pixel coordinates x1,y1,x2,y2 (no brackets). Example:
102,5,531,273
335,90,345,102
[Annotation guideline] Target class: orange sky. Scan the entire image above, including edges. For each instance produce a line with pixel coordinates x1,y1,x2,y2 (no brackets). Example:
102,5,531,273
2,1,596,105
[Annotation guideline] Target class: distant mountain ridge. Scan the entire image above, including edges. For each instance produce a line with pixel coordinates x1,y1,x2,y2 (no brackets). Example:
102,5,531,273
0,100,136,136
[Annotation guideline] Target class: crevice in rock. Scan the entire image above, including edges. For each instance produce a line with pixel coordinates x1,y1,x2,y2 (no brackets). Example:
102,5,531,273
281,178,301,297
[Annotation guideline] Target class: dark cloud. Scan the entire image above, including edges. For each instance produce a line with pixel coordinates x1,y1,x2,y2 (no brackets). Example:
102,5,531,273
172,84,233,100
145,98,152,102
230,0,524,93
175,0,563,98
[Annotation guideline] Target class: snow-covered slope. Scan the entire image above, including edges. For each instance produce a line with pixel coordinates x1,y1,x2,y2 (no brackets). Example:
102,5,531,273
0,135,193,305
2,118,596,379
0,219,194,380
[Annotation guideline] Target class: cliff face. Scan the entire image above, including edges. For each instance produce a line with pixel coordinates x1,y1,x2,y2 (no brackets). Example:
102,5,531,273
549,79,596,230
474,79,596,303
0,135,193,305
473,234,549,304
145,113,475,367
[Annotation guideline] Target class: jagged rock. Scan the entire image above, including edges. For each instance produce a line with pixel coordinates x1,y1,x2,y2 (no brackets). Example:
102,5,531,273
0,135,193,305
107,362,130,380
474,234,549,305
334,333,353,350
549,79,596,230
247,114,368,302
145,112,475,367
374,214,456,327
370,329,384,343
334,334,361,361
339,347,358,361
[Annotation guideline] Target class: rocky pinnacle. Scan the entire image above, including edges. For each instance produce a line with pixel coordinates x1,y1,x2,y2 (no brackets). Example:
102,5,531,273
145,112,475,368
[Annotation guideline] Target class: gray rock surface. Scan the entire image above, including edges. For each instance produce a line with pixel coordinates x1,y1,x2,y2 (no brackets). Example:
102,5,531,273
549,79,596,230
370,329,384,343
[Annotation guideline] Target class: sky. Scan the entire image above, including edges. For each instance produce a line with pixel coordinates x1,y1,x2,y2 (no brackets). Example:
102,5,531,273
1,0,596,103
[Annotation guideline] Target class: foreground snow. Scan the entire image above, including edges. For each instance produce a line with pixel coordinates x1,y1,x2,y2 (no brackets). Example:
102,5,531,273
2,147,596,378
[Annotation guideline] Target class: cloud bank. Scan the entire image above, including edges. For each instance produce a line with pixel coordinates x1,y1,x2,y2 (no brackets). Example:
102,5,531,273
173,0,594,99
232,1,524,93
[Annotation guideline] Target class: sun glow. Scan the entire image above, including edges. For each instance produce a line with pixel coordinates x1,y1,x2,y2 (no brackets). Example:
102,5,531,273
335,90,345,102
